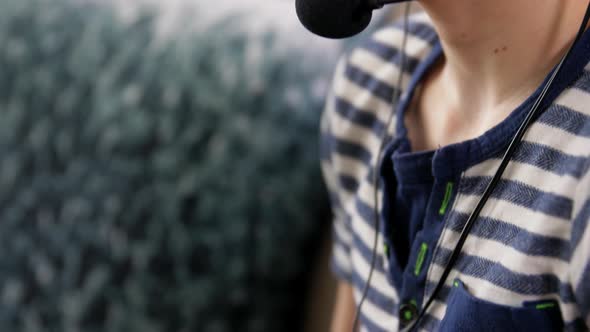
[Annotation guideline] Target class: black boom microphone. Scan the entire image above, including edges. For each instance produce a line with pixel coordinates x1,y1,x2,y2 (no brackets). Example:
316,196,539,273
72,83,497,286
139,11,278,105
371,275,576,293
295,0,409,39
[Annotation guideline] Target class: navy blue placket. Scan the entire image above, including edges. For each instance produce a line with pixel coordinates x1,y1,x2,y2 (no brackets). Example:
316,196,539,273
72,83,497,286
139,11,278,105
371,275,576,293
397,148,460,311
379,138,403,289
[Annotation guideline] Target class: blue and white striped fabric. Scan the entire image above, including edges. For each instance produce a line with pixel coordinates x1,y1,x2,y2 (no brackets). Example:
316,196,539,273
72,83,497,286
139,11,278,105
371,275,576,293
320,12,590,332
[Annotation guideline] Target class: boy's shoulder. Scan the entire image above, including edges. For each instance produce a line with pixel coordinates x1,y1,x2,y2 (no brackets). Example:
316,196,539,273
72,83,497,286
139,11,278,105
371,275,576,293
338,12,439,90
326,12,439,144
533,65,590,178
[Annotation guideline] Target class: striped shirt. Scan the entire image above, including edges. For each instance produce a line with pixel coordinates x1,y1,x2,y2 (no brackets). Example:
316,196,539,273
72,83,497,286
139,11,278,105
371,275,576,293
320,13,590,332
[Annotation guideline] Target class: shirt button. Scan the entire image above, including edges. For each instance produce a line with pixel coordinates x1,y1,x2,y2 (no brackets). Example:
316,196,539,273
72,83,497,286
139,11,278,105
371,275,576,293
399,303,418,325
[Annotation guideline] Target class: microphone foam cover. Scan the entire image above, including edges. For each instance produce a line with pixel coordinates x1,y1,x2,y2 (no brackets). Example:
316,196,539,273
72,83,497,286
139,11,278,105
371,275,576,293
296,0,372,39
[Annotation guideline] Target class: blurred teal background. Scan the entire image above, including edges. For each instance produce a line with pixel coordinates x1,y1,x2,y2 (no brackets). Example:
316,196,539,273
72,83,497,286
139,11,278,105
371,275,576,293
0,0,388,331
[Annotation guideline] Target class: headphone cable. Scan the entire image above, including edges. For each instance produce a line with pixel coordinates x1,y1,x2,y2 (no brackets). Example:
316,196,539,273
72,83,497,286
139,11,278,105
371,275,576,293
352,2,412,331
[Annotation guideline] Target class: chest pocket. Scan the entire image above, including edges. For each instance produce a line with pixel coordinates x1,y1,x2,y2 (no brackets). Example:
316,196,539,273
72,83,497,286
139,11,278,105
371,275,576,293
439,279,564,332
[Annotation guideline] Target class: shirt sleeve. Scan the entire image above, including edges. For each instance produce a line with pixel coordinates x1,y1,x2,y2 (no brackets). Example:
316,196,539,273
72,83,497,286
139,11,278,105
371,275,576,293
570,164,590,328
320,56,354,284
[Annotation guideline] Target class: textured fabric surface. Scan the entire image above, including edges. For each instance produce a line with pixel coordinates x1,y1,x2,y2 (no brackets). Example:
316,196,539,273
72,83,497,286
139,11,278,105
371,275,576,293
321,11,590,331
0,0,336,331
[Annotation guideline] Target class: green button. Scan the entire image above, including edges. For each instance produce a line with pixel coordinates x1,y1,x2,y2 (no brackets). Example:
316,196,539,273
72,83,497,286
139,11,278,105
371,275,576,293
439,182,454,215
403,309,413,321
399,303,418,324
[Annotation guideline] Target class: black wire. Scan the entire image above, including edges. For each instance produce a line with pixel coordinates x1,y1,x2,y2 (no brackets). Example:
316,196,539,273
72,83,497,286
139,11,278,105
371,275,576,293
408,2,590,330
352,3,412,331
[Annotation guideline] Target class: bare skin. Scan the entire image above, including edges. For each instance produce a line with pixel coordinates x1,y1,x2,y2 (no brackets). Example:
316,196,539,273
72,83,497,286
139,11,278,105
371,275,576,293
330,282,355,332
407,0,589,151
330,0,589,330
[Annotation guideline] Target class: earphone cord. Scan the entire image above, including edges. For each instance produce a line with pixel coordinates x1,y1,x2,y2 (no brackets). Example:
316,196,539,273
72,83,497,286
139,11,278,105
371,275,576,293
352,3,412,331
408,2,590,331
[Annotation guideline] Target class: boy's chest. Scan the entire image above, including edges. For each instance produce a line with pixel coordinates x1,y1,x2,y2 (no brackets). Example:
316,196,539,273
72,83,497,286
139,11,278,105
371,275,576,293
342,156,577,330
426,184,577,330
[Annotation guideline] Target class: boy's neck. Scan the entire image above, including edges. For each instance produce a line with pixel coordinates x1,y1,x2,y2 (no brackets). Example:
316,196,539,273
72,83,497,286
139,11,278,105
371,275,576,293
417,0,588,112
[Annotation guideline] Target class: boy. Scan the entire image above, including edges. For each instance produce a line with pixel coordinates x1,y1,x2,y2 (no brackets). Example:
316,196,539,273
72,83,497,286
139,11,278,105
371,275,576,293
321,1,590,331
